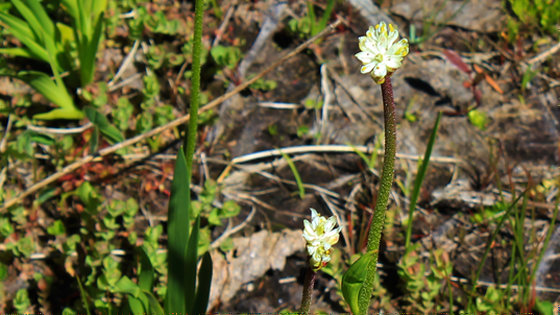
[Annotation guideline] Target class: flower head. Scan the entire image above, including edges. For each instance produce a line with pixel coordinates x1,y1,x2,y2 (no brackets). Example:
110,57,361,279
355,22,409,84
302,208,342,270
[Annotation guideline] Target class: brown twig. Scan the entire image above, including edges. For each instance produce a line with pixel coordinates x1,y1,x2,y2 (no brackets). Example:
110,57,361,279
1,19,343,211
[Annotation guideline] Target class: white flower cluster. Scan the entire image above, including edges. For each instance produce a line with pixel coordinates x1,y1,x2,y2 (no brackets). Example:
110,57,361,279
302,208,342,270
355,22,409,84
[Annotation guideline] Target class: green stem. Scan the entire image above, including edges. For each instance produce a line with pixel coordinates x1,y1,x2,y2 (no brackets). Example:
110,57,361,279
357,77,397,314
300,266,317,314
183,0,205,215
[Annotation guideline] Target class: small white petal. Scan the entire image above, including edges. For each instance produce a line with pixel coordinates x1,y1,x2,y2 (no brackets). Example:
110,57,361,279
355,51,373,63
384,58,401,70
361,63,376,74
373,64,387,78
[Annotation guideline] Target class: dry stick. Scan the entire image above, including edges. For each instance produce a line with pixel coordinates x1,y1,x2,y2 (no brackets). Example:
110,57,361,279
1,19,343,211
231,144,461,165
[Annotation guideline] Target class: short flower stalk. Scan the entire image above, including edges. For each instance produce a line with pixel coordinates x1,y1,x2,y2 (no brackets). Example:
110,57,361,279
342,22,408,314
300,208,342,314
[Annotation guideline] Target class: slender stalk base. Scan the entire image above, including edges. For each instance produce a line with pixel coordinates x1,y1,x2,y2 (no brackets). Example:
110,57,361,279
300,267,317,314
357,77,397,314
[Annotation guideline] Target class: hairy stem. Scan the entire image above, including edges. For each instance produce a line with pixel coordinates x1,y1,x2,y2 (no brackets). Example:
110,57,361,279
358,77,397,314
300,267,317,314
184,0,204,188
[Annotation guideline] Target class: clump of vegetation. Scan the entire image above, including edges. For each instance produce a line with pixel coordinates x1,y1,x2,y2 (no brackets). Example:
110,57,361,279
0,0,558,313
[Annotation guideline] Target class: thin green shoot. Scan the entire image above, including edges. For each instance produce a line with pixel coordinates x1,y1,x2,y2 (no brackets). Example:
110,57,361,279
404,111,441,250
280,150,306,199
76,274,92,315
529,198,559,297
466,190,527,311
348,137,381,171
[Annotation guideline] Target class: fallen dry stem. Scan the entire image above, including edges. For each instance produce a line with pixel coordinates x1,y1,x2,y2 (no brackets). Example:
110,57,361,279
1,19,343,211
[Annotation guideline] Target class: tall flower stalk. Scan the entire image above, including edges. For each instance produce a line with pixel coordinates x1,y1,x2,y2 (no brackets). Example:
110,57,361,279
342,22,409,314
166,0,212,313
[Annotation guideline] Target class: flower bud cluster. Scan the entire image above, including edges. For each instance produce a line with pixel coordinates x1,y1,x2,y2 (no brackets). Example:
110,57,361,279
302,208,342,270
355,22,409,84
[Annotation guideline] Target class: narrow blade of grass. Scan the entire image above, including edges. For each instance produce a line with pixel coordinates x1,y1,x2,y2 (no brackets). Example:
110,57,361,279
76,275,91,315
16,0,55,37
137,248,154,291
84,107,124,144
279,149,305,199
193,251,213,314
405,111,442,250
185,215,201,315
466,191,527,310
0,12,49,62
165,148,190,314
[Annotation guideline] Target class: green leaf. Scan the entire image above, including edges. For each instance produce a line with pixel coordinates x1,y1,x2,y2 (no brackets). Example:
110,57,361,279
84,107,124,144
12,0,55,38
0,218,14,238
0,263,7,281
222,200,240,218
210,45,242,69
11,0,62,74
535,299,553,315
114,276,140,296
138,247,154,291
80,12,104,85
468,109,489,130
47,220,66,235
76,275,91,315
33,107,84,120
60,0,78,20
18,70,73,108
165,148,190,314
14,70,82,119
193,251,213,315
218,237,234,252
143,290,165,315
62,308,77,315
89,126,99,152
185,215,201,315
279,150,305,199
0,47,36,58
127,293,147,315
341,251,376,315
405,111,441,249
0,11,49,62
14,288,31,313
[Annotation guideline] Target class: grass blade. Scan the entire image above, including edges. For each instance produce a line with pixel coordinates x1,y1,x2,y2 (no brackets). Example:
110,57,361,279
137,247,154,291
60,0,78,20
193,251,213,315
12,0,61,74
0,12,49,62
166,148,190,314
279,150,305,199
185,215,201,315
127,292,148,314
404,111,442,249
76,275,92,315
15,0,55,37
80,12,104,85
15,70,83,119
84,107,124,144
466,191,527,310
143,290,165,315
0,47,35,58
